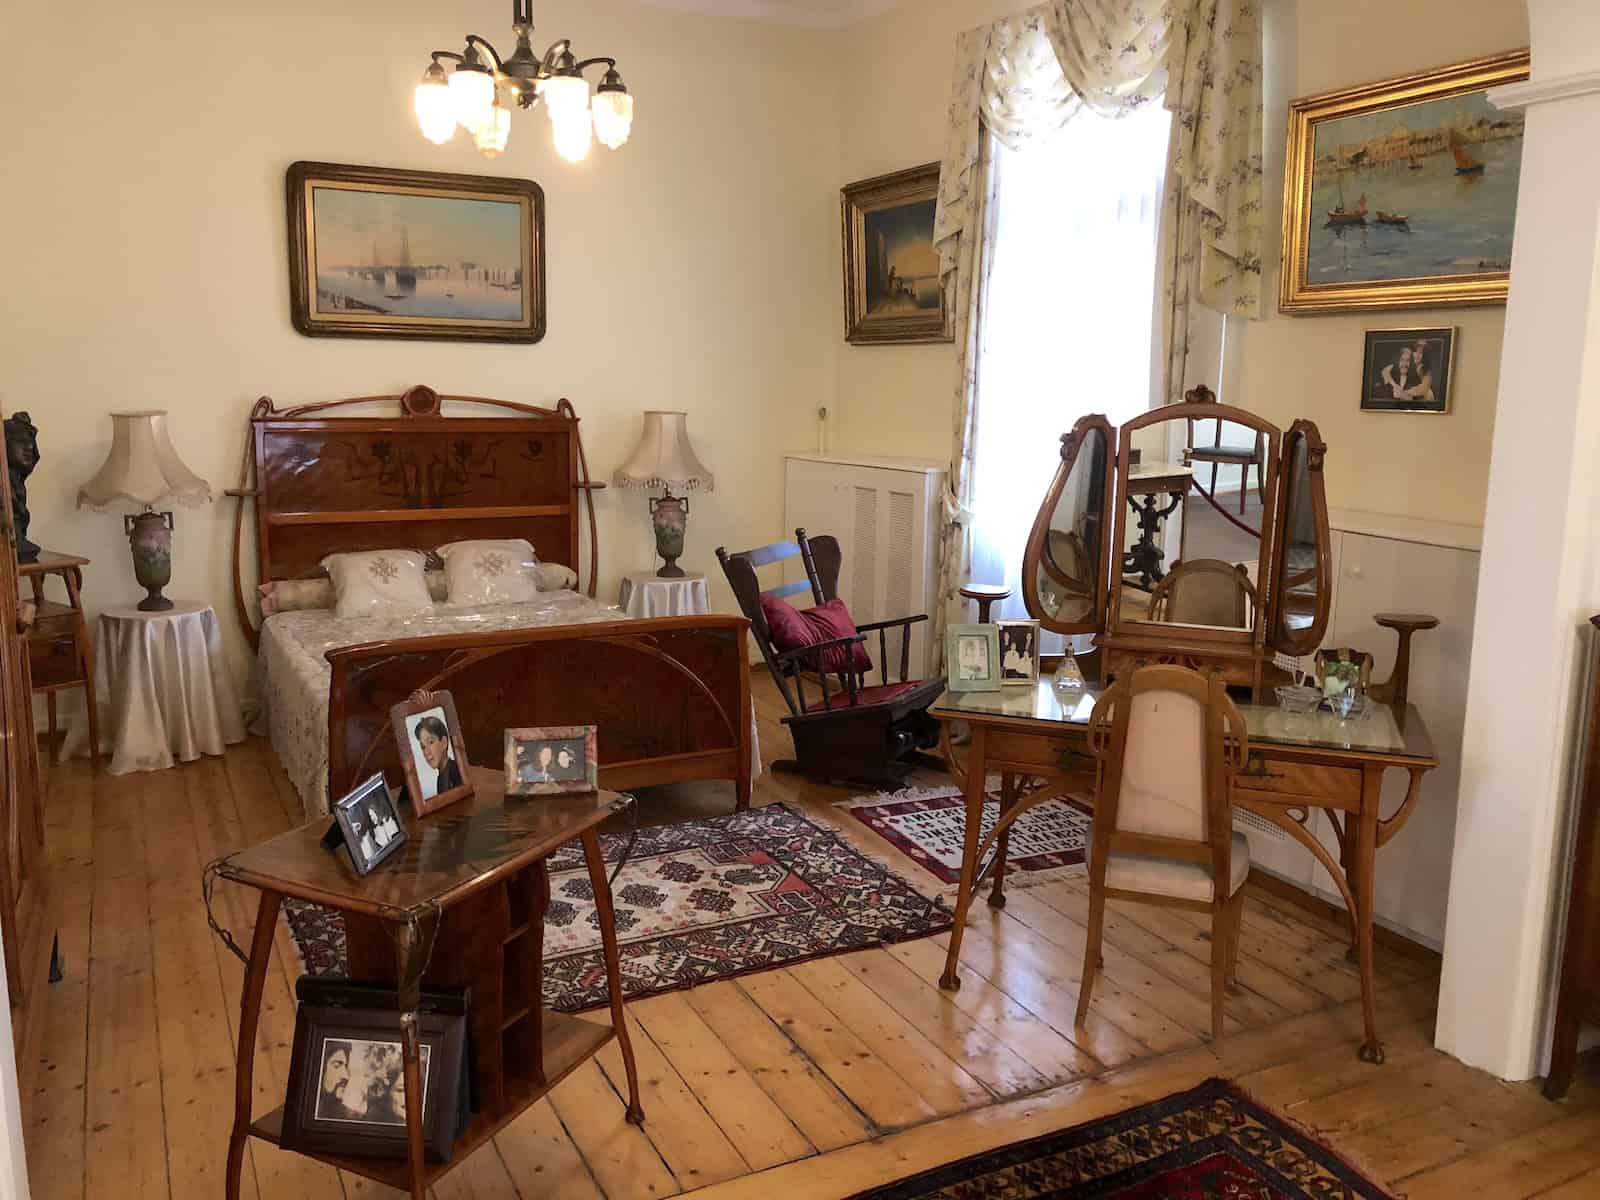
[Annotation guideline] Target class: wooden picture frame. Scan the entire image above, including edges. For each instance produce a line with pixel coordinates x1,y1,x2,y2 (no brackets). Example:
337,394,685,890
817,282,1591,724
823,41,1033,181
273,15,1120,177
1359,326,1456,414
1279,50,1528,314
946,624,1002,693
504,725,598,797
331,772,408,876
840,163,951,345
390,690,474,818
287,161,546,342
996,619,1041,686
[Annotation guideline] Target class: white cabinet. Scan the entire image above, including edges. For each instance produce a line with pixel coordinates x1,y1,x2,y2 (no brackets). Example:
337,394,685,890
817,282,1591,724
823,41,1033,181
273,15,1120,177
1238,510,1481,949
783,453,946,681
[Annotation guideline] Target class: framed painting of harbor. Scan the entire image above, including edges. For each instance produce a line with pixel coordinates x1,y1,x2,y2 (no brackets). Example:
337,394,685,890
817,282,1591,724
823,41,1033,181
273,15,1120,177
841,163,951,345
1280,50,1528,315
286,161,545,342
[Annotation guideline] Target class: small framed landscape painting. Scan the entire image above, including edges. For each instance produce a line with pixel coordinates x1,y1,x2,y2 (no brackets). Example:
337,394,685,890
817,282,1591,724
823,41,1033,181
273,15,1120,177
1360,327,1456,414
841,163,951,345
1280,50,1528,314
287,161,546,342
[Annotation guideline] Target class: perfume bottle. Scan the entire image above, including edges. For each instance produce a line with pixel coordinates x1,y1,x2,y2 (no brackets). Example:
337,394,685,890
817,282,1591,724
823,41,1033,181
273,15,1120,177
1052,648,1086,694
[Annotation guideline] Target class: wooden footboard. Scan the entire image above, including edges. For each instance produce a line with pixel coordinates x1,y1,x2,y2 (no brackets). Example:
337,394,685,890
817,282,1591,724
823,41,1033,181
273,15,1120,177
325,615,753,811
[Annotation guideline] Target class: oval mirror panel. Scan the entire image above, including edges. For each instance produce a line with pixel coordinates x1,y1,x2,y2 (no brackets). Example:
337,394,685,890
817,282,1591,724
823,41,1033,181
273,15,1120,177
1034,425,1108,627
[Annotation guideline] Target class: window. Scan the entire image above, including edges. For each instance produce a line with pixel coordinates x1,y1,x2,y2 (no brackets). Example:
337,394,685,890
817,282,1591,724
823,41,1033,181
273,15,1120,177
969,103,1173,626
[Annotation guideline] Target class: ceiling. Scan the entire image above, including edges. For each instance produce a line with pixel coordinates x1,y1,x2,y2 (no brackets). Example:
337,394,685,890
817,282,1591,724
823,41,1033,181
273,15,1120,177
635,0,898,27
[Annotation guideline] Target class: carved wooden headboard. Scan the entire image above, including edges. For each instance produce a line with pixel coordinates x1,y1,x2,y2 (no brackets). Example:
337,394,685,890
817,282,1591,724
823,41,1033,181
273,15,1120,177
229,383,602,648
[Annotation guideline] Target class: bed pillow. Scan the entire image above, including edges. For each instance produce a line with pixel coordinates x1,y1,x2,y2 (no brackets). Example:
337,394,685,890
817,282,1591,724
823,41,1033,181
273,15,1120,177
533,562,578,592
260,571,451,616
758,594,874,676
319,550,433,620
435,538,541,607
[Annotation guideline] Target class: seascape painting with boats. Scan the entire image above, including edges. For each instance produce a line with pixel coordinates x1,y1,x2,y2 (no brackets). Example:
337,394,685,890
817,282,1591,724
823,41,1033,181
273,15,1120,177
310,186,526,322
1307,90,1523,284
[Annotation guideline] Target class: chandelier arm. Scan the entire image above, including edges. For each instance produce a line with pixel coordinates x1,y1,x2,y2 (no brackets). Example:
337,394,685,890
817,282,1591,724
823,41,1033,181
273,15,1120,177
464,33,506,73
573,56,617,74
539,38,573,72
430,50,466,66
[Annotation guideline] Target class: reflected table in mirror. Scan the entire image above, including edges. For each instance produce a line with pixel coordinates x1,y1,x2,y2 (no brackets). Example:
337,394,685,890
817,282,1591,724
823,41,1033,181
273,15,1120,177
929,682,1437,1063
1122,461,1194,591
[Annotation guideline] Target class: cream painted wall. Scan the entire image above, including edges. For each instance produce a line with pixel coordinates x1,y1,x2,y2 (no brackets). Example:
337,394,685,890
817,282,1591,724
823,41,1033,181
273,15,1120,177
0,0,841,687
829,0,1528,527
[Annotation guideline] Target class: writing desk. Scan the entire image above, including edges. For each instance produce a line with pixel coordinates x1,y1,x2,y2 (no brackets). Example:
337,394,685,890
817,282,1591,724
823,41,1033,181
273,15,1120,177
211,767,643,1199
932,682,1437,1064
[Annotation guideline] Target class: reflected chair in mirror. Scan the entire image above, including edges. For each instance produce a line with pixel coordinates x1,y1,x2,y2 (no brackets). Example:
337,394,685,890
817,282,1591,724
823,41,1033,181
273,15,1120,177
1146,559,1257,629
1076,666,1249,1043
717,528,945,785
1184,384,1266,520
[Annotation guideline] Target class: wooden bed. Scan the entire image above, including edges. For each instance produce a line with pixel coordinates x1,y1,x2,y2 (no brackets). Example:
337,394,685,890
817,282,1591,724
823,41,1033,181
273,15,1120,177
230,384,753,812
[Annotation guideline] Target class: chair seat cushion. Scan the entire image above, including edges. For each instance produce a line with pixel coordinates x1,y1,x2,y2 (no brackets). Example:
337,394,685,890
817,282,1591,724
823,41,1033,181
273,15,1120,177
1104,832,1250,903
805,680,923,713
760,594,874,675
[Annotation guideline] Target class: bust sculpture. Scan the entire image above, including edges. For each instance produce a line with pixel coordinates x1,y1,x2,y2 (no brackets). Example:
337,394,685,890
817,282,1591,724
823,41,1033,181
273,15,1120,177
4,412,40,563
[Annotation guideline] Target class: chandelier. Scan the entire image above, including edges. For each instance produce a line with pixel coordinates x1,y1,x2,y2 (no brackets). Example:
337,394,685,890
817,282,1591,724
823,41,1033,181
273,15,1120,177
414,1,634,162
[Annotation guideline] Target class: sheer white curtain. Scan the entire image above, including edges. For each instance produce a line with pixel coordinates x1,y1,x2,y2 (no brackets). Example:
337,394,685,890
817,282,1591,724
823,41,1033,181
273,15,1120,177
969,102,1172,626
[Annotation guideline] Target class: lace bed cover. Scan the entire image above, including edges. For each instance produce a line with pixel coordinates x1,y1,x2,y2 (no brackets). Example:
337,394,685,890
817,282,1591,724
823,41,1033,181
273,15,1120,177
254,591,759,818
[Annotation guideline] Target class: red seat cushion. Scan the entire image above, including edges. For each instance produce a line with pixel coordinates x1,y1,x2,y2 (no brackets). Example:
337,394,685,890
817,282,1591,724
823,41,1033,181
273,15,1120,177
805,680,923,712
759,594,874,676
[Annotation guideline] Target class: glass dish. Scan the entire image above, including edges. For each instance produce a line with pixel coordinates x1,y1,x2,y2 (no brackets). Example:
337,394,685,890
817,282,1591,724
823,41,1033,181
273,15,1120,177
1274,684,1322,714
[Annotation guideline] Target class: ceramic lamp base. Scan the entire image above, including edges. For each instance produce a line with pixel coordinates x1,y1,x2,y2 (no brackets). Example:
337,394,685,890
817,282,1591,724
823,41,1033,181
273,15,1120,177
649,491,690,579
125,510,175,612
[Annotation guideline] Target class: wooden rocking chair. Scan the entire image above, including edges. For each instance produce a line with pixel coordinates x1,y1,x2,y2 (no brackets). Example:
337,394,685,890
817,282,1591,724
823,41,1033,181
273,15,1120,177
717,529,945,785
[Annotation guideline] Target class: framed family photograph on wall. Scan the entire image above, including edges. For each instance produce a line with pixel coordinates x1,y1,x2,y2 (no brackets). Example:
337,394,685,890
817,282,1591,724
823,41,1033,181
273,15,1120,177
287,160,546,342
840,162,951,345
1280,50,1528,314
389,690,473,817
1360,327,1456,414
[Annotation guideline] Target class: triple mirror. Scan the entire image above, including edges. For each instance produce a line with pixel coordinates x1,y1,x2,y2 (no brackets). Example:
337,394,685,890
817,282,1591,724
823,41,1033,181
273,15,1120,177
1022,389,1331,693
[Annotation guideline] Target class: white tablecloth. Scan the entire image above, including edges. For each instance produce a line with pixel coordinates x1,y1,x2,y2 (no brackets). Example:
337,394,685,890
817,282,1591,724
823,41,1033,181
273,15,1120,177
63,602,246,774
617,571,711,618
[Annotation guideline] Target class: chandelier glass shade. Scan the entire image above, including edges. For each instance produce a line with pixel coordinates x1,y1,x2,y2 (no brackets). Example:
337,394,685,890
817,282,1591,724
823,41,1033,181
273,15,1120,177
416,1,632,160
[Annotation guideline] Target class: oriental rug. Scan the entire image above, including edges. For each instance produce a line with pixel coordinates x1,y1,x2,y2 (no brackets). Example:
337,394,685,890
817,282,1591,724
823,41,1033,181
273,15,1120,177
284,803,950,1013
836,783,1093,888
845,1077,1395,1199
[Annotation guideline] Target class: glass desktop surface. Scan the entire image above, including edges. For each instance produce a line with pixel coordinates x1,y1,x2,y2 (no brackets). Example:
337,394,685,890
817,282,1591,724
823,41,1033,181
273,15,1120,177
932,683,1413,757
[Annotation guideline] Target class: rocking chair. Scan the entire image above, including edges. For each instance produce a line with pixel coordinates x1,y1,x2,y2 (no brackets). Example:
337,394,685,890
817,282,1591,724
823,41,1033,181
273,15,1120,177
717,529,945,785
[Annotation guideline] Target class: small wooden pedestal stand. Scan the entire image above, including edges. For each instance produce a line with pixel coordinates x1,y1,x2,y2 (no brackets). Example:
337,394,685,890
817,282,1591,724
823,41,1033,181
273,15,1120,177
210,766,643,1198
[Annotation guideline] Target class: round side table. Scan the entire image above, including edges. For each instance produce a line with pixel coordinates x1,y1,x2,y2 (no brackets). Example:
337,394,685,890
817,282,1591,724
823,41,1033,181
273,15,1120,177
960,583,1012,624
618,571,710,618
64,601,247,775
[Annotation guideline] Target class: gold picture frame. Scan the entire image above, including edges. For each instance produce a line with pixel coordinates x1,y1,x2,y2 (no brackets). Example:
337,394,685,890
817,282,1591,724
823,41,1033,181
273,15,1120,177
1279,50,1528,315
840,163,951,345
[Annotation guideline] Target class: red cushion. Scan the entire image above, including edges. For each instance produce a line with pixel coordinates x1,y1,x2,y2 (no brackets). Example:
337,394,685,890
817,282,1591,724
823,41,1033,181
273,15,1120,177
805,680,923,712
759,594,874,675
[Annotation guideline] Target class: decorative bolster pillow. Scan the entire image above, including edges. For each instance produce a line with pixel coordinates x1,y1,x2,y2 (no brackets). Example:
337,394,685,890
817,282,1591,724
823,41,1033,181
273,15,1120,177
259,563,578,615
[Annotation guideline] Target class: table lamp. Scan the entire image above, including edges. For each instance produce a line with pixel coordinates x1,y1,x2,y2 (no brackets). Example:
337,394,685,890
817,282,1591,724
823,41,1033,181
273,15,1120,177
77,411,212,611
613,411,714,578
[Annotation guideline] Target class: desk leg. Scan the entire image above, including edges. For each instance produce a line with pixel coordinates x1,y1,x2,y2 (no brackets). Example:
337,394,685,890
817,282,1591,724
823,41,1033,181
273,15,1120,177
940,725,987,991
226,890,282,1200
989,773,1016,910
1355,766,1384,1064
394,920,429,1198
583,828,644,1124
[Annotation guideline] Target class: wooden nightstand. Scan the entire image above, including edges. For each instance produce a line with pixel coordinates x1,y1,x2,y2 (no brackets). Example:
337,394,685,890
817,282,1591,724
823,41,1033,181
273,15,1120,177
18,551,98,766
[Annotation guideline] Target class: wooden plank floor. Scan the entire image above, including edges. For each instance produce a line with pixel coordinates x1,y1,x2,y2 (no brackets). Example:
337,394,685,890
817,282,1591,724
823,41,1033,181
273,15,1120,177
21,674,1600,1199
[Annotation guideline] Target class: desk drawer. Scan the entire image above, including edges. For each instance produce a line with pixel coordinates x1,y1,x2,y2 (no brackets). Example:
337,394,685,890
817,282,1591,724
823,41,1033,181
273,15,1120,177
27,636,81,689
982,730,1093,774
1233,757,1360,806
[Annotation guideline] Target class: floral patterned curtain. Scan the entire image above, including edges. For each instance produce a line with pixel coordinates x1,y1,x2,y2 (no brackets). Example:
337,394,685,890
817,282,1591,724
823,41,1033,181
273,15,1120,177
929,0,1262,653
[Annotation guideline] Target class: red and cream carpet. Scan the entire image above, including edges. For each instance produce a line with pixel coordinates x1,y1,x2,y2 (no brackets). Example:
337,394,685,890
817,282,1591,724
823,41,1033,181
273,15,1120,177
285,803,950,1012
845,1077,1395,1199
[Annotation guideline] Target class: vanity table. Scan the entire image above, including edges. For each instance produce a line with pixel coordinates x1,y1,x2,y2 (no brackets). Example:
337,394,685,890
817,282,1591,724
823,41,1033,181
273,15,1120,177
933,681,1437,1065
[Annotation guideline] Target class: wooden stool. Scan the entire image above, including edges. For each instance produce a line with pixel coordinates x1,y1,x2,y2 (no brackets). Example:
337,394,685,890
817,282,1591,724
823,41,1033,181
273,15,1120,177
18,551,98,767
960,583,1011,624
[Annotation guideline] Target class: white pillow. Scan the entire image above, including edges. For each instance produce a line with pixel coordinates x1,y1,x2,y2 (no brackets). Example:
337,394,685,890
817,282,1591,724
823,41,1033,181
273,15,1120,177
319,550,433,620
533,562,578,592
435,538,541,607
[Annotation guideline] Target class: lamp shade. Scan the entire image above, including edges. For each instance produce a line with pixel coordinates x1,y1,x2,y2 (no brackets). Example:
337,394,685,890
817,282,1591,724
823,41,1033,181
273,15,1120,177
613,411,714,492
77,411,213,511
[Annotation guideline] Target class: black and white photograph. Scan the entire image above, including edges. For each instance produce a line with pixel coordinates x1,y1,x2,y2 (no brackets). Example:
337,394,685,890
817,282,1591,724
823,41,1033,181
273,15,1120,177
997,619,1042,685
945,624,1002,693
332,772,407,876
1360,327,1456,414
505,725,599,796
389,690,474,817
314,1037,431,1127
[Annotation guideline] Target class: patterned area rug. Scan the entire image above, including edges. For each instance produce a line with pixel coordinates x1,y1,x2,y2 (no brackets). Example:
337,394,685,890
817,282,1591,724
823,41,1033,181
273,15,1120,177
846,1077,1395,1199
835,783,1092,888
284,803,949,1013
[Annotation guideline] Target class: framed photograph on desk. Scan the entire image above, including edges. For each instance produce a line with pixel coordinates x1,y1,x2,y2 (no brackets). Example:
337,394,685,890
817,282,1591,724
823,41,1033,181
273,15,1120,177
390,690,473,818
331,773,407,876
945,624,1002,693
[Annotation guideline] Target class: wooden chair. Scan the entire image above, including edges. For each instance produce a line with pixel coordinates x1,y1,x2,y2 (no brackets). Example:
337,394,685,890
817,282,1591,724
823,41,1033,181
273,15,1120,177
1076,666,1250,1042
1185,384,1265,516
1147,559,1257,628
717,528,945,785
